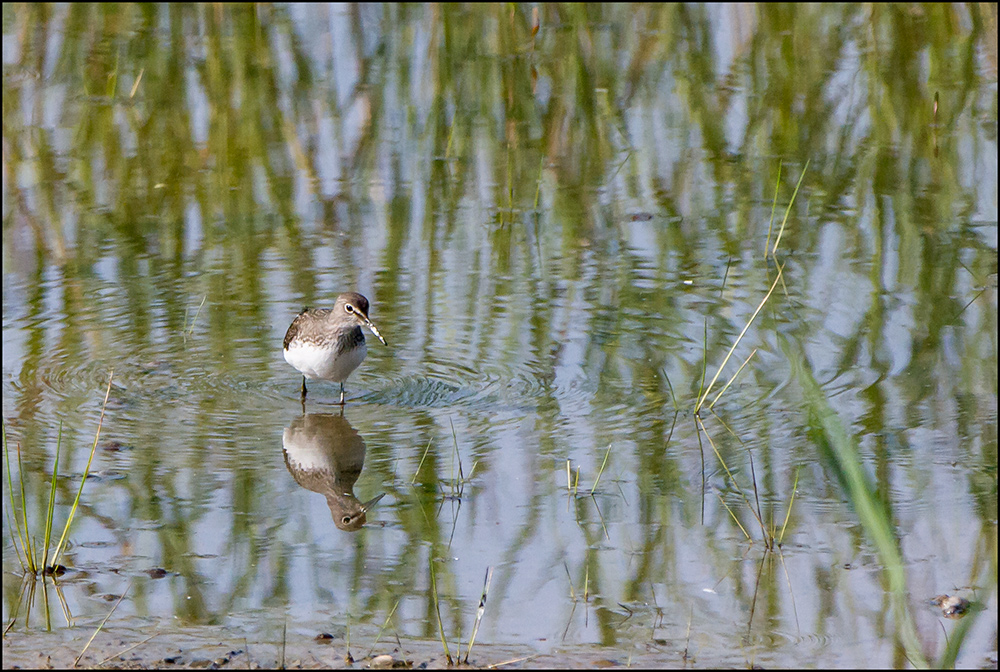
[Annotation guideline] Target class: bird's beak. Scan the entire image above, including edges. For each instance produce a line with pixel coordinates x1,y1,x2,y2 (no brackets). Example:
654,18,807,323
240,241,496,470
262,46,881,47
361,492,386,512
363,316,387,346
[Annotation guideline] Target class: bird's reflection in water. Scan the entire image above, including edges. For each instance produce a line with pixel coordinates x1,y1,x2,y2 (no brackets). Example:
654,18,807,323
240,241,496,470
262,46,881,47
282,412,385,531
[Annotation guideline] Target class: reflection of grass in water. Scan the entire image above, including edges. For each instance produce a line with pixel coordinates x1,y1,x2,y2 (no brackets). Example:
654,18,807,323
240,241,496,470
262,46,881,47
691,163,816,667
3,371,114,632
695,162,806,550
695,162,961,667
785,338,928,667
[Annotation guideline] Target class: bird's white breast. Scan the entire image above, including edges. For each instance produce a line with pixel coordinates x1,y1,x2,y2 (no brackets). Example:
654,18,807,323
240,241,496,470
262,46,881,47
284,340,367,382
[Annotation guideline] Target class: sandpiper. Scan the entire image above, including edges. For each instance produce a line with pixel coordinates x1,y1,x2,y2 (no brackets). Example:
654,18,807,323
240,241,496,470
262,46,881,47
283,292,387,404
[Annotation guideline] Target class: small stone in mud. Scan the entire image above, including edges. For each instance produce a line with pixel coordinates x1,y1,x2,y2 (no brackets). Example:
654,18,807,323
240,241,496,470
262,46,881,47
101,440,133,452
931,594,970,618
43,564,67,576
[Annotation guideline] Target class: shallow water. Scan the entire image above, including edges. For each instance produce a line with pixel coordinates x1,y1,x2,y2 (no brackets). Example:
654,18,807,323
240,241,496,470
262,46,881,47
3,3,997,668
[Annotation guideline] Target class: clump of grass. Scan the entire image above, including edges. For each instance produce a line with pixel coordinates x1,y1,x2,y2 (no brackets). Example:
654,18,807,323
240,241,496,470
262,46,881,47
3,371,114,630
429,563,495,665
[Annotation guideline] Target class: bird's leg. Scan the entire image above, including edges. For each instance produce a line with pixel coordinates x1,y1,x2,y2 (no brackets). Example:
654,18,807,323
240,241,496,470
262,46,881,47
300,376,307,401
339,383,346,405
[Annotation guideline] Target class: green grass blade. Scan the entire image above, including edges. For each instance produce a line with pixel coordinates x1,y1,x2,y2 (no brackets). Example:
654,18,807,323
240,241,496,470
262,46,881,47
709,349,758,410
696,269,782,413
4,424,30,573
75,583,131,666
430,565,452,663
590,444,612,495
411,437,433,484
51,371,113,566
764,161,782,254
778,468,800,545
771,159,810,256
367,600,400,659
464,566,494,663
16,442,36,573
42,423,63,569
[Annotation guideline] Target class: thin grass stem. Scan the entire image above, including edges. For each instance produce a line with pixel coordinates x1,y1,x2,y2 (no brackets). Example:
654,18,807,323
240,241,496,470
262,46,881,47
778,468,801,545
42,423,62,571
590,444,612,495
280,620,286,669
184,295,207,342
697,318,708,404
695,415,763,531
771,159,810,256
464,566,494,663
715,491,751,541
5,509,27,572
367,600,400,658
695,268,782,414
98,632,159,666
128,68,144,99
709,349,758,410
411,437,433,484
764,161,782,254
563,562,576,601
661,368,678,412
430,566,452,664
17,442,36,573
51,371,114,567
74,582,131,666
4,420,30,572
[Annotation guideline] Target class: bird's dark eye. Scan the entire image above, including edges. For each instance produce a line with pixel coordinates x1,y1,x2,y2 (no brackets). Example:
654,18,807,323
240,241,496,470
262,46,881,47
345,304,354,313
342,516,352,525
